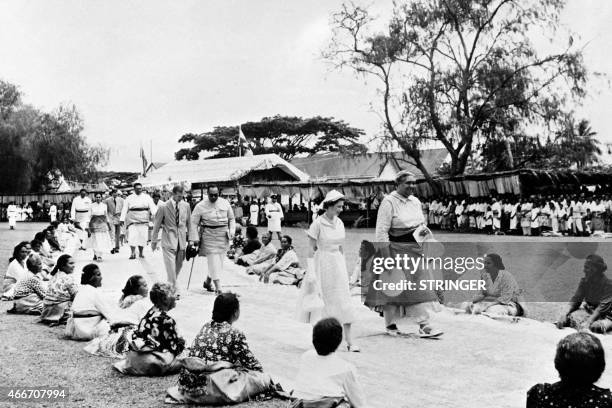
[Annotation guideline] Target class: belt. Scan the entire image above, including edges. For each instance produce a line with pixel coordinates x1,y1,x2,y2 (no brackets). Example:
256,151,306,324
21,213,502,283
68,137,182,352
388,227,418,243
75,209,89,213
203,225,226,229
72,310,102,318
128,208,149,212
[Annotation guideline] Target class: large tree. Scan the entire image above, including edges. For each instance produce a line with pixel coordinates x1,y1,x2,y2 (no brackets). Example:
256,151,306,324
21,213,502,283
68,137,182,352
0,80,109,193
326,0,588,184
175,115,366,160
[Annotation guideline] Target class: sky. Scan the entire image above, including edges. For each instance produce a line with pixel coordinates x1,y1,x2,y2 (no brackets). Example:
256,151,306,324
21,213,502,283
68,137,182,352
0,0,611,172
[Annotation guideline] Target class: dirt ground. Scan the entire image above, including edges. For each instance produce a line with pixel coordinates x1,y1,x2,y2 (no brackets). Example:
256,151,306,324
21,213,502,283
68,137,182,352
1,222,612,408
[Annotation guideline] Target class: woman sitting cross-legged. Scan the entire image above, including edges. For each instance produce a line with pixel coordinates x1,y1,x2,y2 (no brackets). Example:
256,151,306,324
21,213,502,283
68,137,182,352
461,253,524,317
234,226,262,260
527,332,612,408
555,254,612,333
166,292,276,405
65,264,119,341
8,254,47,315
113,282,185,376
41,254,79,326
239,231,276,267
84,275,152,358
290,318,367,408
2,241,31,299
258,235,305,285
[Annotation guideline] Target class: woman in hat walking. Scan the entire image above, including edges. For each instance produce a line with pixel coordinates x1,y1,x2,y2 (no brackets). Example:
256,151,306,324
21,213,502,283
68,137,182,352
300,189,359,352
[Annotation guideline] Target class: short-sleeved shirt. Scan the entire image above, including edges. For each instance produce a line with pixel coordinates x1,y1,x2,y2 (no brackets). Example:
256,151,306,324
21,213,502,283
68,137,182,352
570,275,612,317
131,307,185,355
293,350,367,408
178,321,262,395
13,274,46,299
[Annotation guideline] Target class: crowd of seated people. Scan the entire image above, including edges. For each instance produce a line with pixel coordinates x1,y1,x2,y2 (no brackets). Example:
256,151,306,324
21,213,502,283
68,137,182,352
421,193,612,236
5,219,612,407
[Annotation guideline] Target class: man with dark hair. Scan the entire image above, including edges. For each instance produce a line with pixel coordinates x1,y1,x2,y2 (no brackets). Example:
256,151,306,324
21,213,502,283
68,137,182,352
189,185,235,294
292,318,367,407
151,185,191,291
120,183,156,259
70,189,92,248
105,189,124,254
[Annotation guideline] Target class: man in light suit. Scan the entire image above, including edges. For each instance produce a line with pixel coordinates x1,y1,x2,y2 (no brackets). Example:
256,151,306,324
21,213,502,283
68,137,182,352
105,189,124,254
151,185,191,290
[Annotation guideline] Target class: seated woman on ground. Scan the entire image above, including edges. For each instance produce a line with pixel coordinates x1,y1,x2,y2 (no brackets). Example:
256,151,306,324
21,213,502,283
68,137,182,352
30,238,54,277
8,254,47,315
556,254,612,333
113,282,185,376
290,318,367,408
44,226,62,254
259,235,305,285
232,225,261,261
227,225,245,260
527,332,612,408
84,275,151,358
166,292,275,405
41,254,79,326
57,216,79,253
239,231,276,267
462,253,523,316
65,264,119,341
2,241,32,299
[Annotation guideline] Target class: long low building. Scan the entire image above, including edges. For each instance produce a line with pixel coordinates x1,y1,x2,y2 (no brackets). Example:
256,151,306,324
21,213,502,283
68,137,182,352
137,153,309,191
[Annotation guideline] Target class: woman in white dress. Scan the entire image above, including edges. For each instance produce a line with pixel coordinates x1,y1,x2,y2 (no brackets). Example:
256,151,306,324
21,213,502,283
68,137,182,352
65,264,118,340
86,193,113,262
305,190,358,352
2,241,31,298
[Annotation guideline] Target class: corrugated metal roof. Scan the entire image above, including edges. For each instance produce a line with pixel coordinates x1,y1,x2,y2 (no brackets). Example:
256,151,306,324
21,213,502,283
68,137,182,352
291,149,448,182
138,154,310,187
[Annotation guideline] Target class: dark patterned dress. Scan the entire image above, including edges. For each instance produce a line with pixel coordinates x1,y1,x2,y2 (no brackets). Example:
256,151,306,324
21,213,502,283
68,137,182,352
527,382,612,408
177,321,262,396
131,307,185,355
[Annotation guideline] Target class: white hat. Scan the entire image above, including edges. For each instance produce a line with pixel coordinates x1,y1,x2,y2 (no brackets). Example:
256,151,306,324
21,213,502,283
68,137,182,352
322,190,345,204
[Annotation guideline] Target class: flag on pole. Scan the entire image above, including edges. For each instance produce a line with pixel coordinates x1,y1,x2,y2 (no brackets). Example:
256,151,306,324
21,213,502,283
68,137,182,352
238,125,253,157
140,145,148,175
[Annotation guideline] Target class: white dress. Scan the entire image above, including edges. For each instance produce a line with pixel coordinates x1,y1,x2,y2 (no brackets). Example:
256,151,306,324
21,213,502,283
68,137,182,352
307,215,355,324
66,285,117,340
86,202,112,254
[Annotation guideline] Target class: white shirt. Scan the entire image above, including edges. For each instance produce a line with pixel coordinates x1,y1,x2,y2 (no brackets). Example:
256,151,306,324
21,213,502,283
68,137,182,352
375,192,425,242
120,193,155,224
70,196,92,221
292,350,367,408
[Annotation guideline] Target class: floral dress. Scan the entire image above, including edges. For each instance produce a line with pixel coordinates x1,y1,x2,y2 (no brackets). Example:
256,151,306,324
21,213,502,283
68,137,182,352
527,382,612,408
131,307,185,355
177,321,262,396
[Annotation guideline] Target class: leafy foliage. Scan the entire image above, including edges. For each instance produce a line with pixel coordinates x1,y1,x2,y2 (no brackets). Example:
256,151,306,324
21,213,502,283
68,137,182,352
327,0,589,182
0,80,109,193
175,115,366,160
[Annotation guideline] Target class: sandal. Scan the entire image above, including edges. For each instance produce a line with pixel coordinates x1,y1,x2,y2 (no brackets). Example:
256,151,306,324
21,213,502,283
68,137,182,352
129,254,136,260
347,344,361,352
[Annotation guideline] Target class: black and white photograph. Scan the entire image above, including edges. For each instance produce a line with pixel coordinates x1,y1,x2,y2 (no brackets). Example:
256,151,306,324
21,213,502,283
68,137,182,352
1,1,612,407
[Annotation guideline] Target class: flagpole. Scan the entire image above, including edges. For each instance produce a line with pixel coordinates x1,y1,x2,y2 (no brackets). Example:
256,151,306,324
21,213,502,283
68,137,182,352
238,125,241,157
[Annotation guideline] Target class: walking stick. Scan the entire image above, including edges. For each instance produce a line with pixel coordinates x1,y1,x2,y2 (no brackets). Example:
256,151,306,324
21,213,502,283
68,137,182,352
187,255,196,290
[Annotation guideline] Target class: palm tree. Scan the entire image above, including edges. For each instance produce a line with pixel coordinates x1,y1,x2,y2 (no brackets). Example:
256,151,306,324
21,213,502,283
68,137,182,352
555,118,600,170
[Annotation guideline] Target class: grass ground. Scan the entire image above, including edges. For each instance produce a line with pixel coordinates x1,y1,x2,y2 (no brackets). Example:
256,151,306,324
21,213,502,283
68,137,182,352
1,222,611,407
